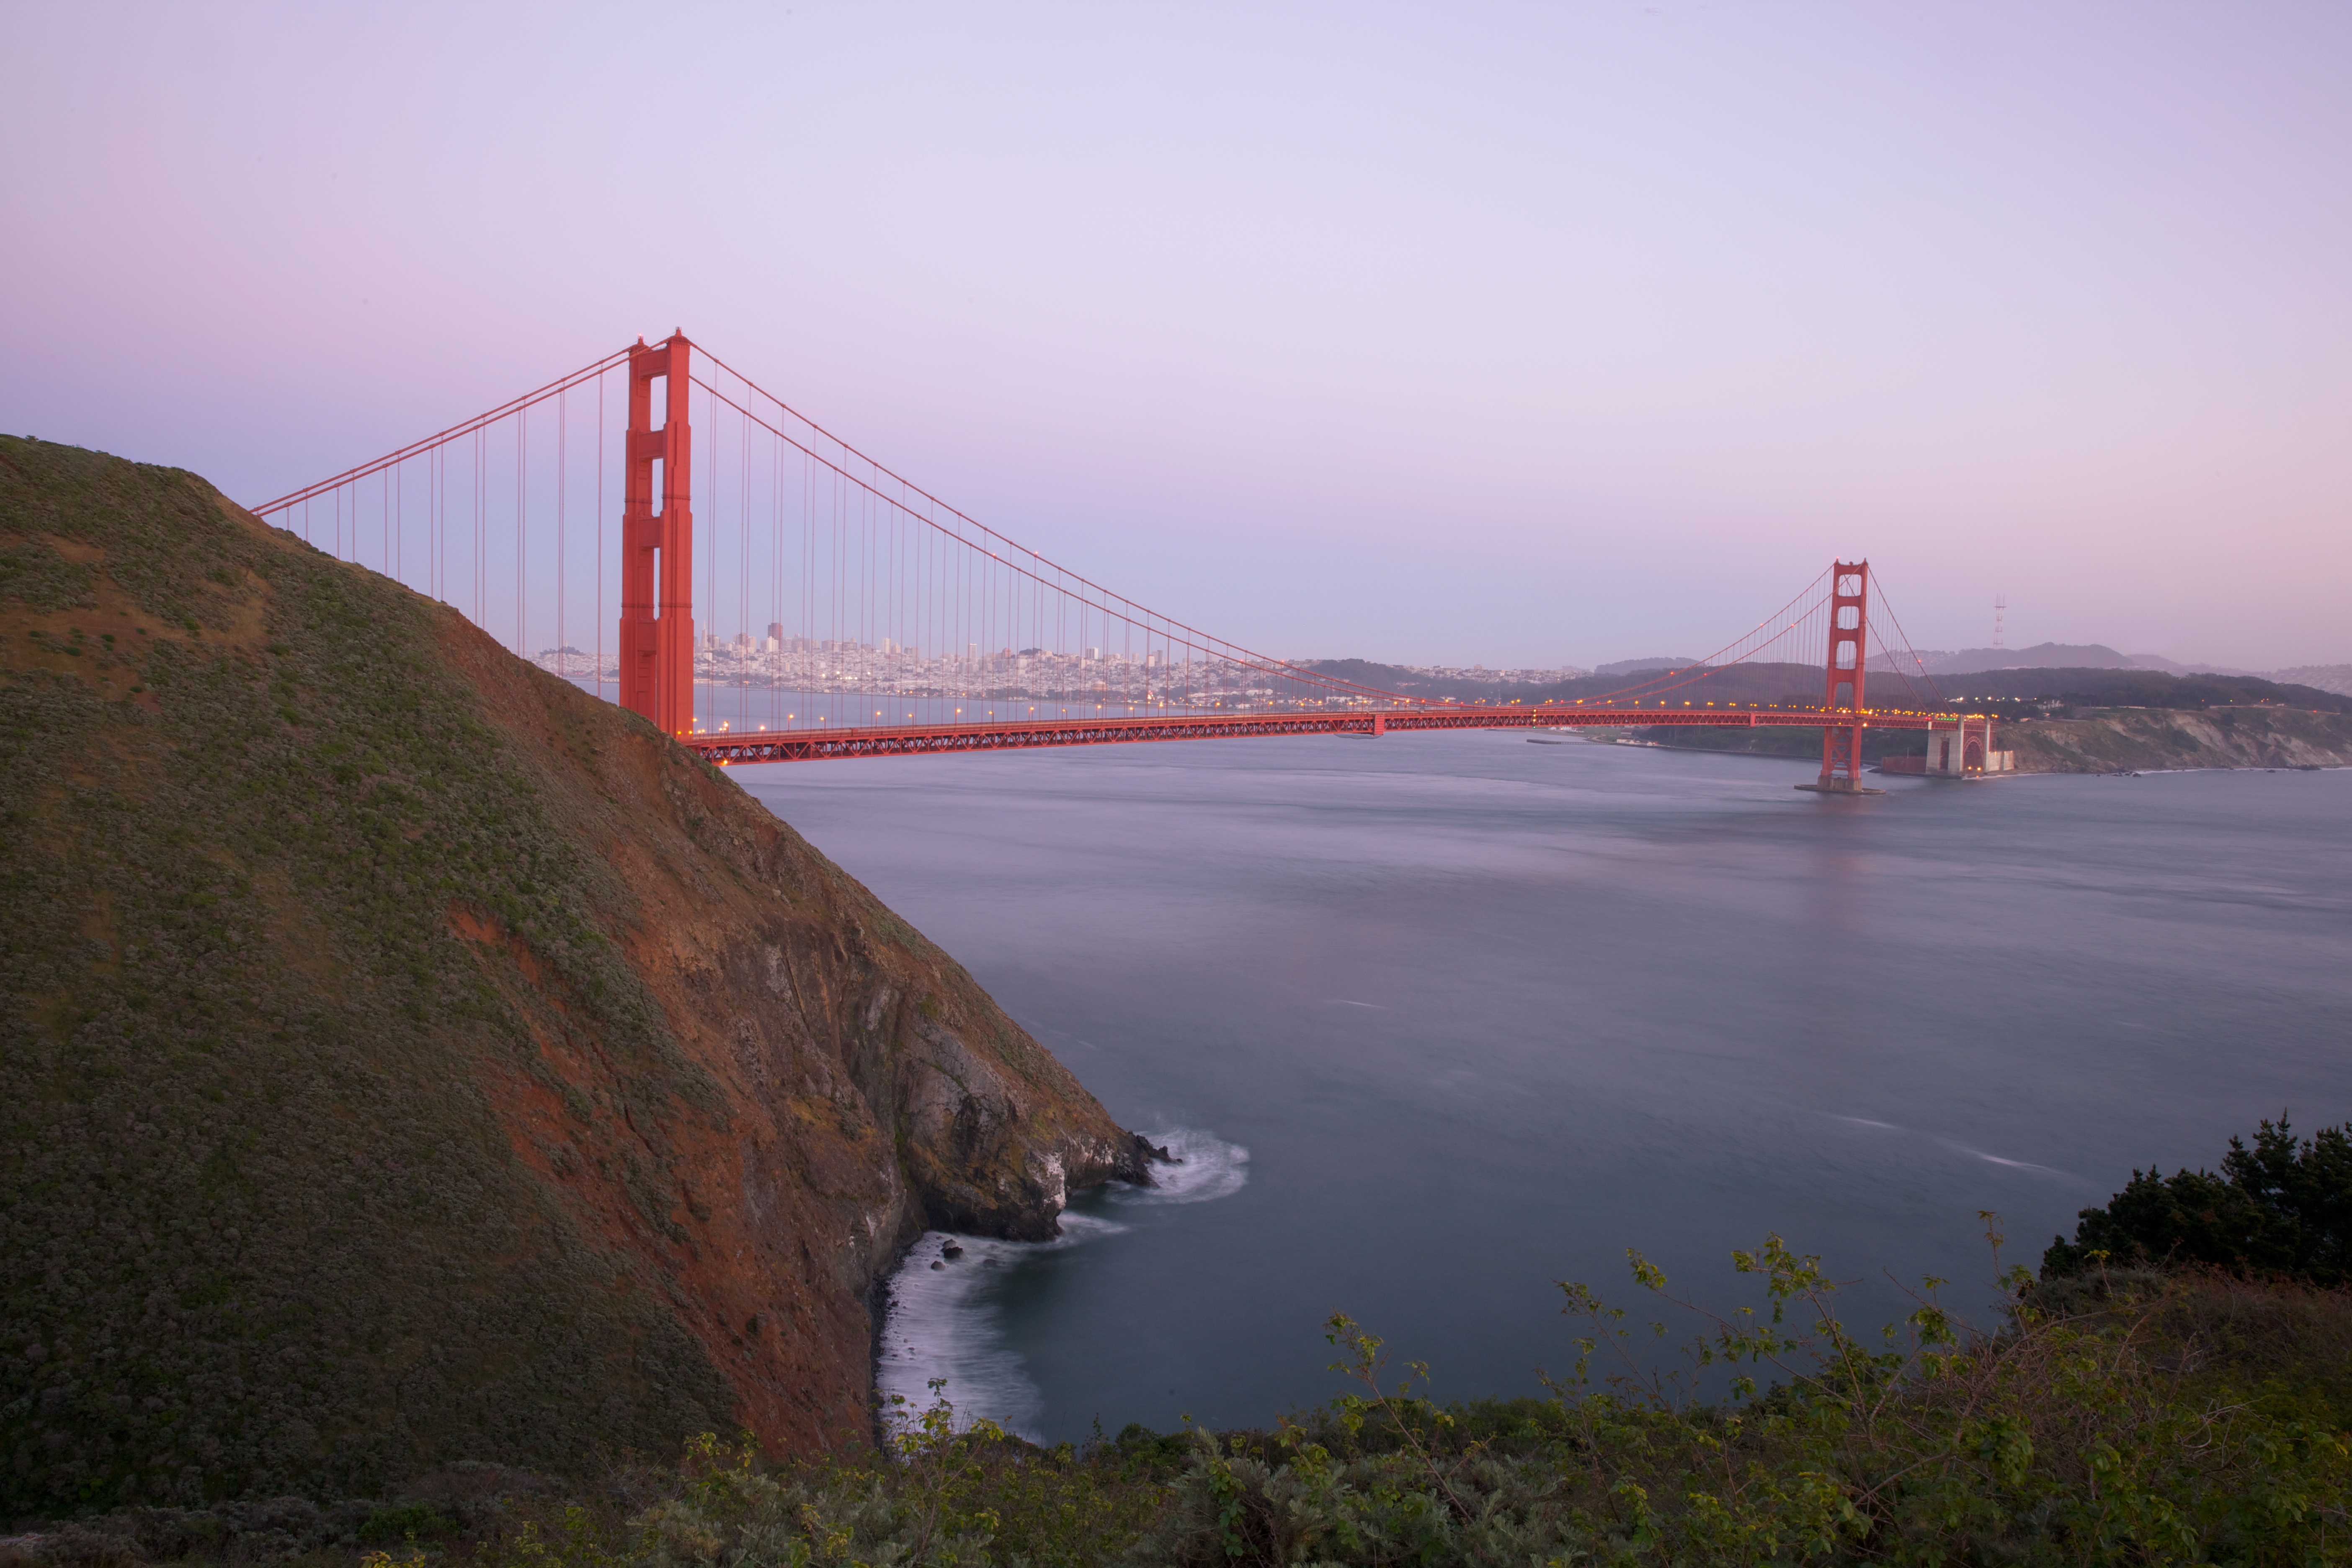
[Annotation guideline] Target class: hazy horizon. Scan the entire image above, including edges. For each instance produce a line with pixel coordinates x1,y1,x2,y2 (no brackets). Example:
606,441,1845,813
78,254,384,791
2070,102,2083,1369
4,2,2346,668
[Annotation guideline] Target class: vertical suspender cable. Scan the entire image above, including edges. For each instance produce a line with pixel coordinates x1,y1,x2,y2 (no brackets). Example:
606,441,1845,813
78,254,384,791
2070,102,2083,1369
596,368,605,701
740,404,749,731
557,388,567,678
518,407,527,657
477,427,486,629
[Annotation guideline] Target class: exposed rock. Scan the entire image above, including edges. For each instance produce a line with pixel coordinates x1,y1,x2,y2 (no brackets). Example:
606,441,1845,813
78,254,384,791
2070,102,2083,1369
2007,708,2352,772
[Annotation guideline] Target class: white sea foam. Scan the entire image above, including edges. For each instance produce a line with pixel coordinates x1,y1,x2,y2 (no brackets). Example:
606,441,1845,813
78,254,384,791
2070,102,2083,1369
875,1212,1127,1441
1825,1114,2073,1179
1945,1143,2071,1178
876,1130,1248,1437
1114,1127,1251,1206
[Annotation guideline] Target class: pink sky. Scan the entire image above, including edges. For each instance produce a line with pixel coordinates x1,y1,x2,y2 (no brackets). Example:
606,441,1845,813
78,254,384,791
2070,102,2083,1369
5,1,2347,668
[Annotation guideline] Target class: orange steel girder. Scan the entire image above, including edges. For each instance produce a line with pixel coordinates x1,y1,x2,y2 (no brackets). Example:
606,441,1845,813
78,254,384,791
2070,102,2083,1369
677,704,1967,767
1819,559,1868,787
618,335,694,735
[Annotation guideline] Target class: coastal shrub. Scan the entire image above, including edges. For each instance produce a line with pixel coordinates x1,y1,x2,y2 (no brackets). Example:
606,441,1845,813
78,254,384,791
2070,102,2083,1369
1134,1226,2352,1565
353,1504,455,1545
620,1407,1164,1568
458,1230,2350,1567
15,1239,2352,1565
2043,1116,2352,1285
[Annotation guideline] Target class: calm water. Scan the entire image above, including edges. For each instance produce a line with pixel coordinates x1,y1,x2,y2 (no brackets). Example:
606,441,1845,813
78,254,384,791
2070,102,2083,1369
732,736,2352,1441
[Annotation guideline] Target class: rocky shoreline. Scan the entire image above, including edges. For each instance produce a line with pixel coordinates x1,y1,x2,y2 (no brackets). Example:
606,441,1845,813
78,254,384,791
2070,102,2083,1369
1621,706,2352,775
2004,707,2352,773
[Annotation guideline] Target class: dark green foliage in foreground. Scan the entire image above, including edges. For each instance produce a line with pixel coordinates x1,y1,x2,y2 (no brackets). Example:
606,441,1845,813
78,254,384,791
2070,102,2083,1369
640,1240,2352,1563
1122,1238,2348,1565
1,437,735,1517
9,1463,547,1566
646,1244,2352,1562
2044,1117,2352,1286
31,1232,2349,1565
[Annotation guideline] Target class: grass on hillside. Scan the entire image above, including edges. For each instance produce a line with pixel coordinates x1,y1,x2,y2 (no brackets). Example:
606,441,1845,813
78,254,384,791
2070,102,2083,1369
2,436,741,1513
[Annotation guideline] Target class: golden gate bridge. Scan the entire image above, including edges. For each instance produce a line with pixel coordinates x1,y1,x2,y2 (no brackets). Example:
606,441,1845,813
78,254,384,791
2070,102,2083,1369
252,333,1999,792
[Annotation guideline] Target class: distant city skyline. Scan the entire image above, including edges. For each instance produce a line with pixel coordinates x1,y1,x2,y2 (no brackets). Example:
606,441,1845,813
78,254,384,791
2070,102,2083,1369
3,2,2346,668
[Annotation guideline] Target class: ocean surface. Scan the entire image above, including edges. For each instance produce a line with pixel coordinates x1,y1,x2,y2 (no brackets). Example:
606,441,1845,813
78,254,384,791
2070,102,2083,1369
730,734,2352,1442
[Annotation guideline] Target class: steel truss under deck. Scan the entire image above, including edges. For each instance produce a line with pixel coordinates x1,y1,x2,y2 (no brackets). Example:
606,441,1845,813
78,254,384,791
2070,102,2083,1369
676,705,1957,766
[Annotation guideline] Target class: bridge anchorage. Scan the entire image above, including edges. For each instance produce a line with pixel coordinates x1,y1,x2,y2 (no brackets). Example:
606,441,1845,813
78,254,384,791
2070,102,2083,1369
250,332,1997,788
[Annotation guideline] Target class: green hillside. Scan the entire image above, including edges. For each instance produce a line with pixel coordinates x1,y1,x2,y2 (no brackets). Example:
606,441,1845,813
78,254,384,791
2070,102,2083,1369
0,436,1145,1520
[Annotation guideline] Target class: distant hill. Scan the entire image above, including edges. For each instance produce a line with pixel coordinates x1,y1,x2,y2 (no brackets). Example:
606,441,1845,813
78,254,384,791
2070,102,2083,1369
1867,642,2342,687
2120,651,2260,677
2270,664,2352,697
1509,662,1826,709
1301,659,1585,701
1593,656,1701,676
1304,657,1436,693
1308,660,1855,710
1923,666,2349,713
1307,647,2350,718
1870,642,2139,676
0,436,1148,1514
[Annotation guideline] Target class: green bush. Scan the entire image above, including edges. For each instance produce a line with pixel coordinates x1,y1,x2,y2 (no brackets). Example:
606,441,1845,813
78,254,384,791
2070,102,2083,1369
354,1504,456,1545
1125,1226,2351,1564
23,1230,2351,1564
2044,1117,2352,1284
442,1226,2352,1567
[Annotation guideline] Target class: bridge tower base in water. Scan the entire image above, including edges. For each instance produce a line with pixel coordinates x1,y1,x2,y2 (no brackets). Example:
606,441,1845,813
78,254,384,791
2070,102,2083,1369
1796,558,1885,794
618,334,695,735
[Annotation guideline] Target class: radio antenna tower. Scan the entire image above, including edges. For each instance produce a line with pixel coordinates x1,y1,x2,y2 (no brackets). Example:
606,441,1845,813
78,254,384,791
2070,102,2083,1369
1994,592,2006,650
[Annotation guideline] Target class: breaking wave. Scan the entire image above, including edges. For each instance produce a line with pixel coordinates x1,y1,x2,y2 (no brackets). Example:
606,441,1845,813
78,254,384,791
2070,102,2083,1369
875,1129,1248,1439
1113,1127,1251,1206
874,1213,1126,1442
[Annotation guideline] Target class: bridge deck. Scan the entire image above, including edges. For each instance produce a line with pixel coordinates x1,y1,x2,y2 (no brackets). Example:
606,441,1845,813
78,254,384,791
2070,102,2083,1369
676,705,1959,766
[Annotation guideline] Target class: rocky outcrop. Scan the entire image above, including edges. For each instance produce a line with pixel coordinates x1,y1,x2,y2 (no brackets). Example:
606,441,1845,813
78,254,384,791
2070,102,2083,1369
436,597,1157,1441
2007,707,2352,772
0,436,1148,1515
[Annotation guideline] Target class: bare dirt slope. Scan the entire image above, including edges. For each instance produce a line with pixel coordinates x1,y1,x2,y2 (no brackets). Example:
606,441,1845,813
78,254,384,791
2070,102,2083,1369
0,436,1150,1516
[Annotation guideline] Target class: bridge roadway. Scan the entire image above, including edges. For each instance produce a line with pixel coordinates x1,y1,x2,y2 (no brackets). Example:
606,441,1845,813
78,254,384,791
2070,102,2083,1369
675,705,1957,766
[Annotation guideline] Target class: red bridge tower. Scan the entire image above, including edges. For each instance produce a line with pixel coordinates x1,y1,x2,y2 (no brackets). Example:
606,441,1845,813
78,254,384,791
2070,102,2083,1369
618,334,694,735
1815,559,1872,793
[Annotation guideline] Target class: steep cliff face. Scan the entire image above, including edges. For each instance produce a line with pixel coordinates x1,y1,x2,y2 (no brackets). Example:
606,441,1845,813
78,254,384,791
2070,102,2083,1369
2007,708,2352,771
0,436,1148,1517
